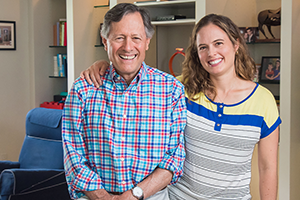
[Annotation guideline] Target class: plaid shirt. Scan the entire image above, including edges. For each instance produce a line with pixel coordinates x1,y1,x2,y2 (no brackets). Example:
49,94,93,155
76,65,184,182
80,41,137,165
62,62,186,199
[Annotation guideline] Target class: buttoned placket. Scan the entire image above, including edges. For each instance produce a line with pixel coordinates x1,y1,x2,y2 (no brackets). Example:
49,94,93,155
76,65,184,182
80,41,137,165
215,103,224,131
119,89,130,189
113,75,129,189
111,67,141,190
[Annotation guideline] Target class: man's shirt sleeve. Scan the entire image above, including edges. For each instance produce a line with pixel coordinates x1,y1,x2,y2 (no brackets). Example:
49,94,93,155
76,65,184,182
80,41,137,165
158,80,187,184
62,78,104,199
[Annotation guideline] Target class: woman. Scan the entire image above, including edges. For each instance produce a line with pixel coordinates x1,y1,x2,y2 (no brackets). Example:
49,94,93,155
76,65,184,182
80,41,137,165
81,14,280,200
273,59,280,80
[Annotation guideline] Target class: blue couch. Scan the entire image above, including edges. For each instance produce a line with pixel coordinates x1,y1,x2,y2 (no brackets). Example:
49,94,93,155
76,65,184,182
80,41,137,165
0,108,71,200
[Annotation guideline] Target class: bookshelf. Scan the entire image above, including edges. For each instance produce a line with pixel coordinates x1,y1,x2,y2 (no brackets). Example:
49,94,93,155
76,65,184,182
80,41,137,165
132,0,205,74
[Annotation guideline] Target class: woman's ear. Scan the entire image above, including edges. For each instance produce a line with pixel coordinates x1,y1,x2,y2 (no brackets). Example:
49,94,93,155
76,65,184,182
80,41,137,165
235,38,240,52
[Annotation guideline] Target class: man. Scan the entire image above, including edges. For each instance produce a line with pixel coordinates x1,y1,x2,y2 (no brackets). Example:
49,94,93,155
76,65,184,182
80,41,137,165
62,3,186,200
246,27,255,43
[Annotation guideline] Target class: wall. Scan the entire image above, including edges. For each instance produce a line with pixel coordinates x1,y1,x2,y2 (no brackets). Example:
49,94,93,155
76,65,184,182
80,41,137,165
0,0,32,161
280,0,300,199
72,0,109,79
30,0,67,104
0,0,67,161
289,1,300,198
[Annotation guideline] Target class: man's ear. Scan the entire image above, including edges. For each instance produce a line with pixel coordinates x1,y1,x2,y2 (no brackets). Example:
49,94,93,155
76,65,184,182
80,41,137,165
102,36,108,51
145,38,151,51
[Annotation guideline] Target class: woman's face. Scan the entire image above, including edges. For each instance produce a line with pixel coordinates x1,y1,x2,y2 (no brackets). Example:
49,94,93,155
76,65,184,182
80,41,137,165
196,23,239,79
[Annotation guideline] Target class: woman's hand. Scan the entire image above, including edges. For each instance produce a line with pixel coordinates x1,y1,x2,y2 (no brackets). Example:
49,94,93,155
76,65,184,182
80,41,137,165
80,60,110,88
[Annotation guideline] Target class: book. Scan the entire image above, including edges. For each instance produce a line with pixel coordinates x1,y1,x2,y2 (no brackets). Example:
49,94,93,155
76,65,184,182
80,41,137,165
56,22,60,46
57,54,62,76
53,56,58,76
60,22,65,46
59,19,66,46
64,22,67,46
57,53,67,77
63,54,67,76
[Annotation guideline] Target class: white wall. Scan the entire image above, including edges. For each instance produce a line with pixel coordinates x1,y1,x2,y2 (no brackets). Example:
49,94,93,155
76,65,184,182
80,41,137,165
67,0,110,89
0,0,32,161
279,0,300,199
0,0,67,161
30,0,67,104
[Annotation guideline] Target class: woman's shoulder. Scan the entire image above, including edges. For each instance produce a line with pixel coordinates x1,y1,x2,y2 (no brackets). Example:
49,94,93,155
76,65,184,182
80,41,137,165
255,84,276,99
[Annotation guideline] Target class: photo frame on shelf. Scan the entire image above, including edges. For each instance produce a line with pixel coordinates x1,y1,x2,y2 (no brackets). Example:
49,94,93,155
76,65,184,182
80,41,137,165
239,27,259,43
0,21,16,50
259,56,280,84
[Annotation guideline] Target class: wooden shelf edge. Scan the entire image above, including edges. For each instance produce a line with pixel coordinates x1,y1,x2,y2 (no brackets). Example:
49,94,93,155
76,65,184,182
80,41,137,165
134,0,195,6
49,76,67,78
49,45,67,48
152,19,195,26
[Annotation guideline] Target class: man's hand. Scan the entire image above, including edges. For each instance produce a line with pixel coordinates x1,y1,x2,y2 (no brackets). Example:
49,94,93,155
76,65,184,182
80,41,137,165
84,189,136,200
112,190,137,200
84,189,113,200
80,60,110,88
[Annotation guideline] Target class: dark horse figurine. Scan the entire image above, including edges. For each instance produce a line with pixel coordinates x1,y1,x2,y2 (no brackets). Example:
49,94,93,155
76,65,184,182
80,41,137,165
257,7,281,39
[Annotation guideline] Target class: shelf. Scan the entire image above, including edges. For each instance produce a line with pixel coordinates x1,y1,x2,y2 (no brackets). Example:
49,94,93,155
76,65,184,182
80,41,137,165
134,0,195,7
95,44,104,47
247,40,280,45
152,19,195,25
49,45,67,48
94,4,109,8
49,76,66,78
135,0,196,26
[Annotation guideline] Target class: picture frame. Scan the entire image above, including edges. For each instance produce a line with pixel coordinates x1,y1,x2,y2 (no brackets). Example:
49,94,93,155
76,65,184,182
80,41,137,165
239,27,259,43
259,56,280,84
0,21,16,50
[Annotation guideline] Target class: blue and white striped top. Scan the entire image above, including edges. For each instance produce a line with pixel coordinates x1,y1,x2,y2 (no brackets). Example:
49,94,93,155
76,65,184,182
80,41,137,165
169,83,281,200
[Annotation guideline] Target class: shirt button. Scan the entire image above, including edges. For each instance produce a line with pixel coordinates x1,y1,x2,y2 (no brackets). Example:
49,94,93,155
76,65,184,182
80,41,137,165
218,114,222,117
122,181,126,185
120,157,125,162
125,93,129,96
217,123,220,126
219,105,223,108
121,137,126,141
123,114,126,119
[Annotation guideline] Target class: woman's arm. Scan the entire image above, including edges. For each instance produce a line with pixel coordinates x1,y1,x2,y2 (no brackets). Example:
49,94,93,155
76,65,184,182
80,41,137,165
273,72,280,80
80,60,110,87
257,127,279,200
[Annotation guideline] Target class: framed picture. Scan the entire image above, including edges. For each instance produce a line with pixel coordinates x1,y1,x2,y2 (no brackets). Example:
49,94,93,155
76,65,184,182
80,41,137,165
0,21,16,50
259,56,280,84
239,27,259,43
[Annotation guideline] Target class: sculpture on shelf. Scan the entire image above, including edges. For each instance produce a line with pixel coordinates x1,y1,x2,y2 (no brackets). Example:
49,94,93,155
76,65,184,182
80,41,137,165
257,7,281,39
169,48,185,77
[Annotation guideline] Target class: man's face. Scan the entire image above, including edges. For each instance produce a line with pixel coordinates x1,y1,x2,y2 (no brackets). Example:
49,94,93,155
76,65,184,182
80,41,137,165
246,29,252,35
102,12,150,83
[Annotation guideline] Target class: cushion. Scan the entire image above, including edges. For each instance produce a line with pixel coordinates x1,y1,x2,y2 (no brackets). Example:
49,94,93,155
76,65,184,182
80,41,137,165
26,108,62,140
